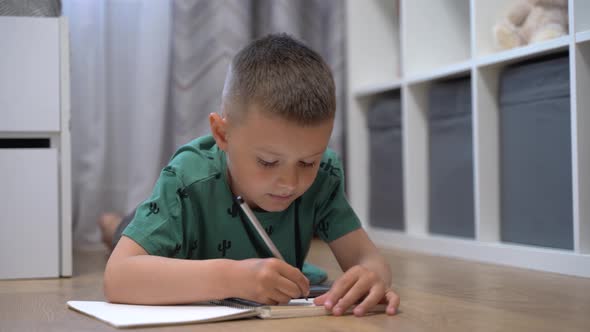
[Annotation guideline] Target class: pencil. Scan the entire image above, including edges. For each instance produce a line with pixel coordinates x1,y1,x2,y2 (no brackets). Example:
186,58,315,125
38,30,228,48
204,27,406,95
235,196,308,299
235,196,285,260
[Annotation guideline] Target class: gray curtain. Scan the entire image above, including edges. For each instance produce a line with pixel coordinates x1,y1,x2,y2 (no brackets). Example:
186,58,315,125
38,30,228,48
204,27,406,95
166,0,347,157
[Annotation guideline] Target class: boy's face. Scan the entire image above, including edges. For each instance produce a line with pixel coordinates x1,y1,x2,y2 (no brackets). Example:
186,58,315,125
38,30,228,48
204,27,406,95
210,104,334,212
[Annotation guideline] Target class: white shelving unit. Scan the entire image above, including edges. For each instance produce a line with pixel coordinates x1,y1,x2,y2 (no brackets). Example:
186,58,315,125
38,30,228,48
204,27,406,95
346,0,590,278
0,16,72,279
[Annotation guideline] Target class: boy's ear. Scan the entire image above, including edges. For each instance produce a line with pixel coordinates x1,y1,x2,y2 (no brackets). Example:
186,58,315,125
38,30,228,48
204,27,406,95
209,112,229,151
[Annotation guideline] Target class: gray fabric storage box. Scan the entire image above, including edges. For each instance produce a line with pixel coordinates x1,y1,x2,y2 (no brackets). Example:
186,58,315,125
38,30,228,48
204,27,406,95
499,53,573,250
428,77,475,238
367,92,404,230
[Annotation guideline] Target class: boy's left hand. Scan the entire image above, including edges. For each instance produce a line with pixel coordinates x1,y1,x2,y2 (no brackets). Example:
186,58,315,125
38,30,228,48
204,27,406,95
312,265,399,317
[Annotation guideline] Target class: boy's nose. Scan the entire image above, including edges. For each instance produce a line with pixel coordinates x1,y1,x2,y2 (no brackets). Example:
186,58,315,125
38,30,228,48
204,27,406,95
278,167,298,191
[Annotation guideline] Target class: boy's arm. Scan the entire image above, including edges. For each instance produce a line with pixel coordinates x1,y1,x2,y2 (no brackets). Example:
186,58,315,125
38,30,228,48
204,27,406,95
103,236,309,305
313,228,400,316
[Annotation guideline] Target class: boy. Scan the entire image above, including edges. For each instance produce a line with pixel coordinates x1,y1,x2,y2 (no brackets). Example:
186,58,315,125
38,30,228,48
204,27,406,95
104,33,399,317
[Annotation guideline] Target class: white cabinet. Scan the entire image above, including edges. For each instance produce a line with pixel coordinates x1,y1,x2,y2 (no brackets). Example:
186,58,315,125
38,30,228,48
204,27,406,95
0,16,72,279
0,149,60,278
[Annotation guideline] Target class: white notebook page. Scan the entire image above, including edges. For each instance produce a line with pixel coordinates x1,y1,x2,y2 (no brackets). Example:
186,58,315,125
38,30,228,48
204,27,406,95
67,301,257,328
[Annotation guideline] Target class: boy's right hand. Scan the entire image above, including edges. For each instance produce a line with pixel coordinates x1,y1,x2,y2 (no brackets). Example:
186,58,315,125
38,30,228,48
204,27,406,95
234,258,310,304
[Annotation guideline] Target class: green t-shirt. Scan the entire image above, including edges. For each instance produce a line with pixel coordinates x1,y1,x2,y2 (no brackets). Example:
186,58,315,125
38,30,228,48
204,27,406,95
122,135,361,269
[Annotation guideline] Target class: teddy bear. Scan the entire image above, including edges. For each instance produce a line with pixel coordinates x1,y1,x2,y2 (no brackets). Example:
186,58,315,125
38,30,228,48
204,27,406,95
493,0,568,50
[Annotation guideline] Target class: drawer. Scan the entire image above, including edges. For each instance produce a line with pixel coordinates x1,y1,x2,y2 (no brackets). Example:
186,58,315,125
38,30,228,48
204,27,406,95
0,16,60,132
0,148,59,279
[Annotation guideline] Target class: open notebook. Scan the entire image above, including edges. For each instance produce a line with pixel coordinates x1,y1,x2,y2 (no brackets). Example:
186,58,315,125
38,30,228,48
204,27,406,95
67,298,386,328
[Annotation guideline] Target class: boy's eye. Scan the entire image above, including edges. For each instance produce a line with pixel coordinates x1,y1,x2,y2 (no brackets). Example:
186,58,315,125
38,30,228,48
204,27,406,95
299,161,316,168
257,158,278,168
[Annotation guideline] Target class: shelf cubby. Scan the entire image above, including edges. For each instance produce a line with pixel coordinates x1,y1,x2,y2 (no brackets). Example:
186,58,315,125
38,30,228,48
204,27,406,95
474,0,517,56
472,64,500,243
346,0,400,93
427,75,475,239
498,53,573,250
402,81,430,236
574,0,590,33
365,91,405,232
402,0,471,77
474,0,571,58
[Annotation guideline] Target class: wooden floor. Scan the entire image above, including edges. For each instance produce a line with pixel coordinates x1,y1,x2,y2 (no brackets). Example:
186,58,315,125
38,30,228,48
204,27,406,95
1,239,590,331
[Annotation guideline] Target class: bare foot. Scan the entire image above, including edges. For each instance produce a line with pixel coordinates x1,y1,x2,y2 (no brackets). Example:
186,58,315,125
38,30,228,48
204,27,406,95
98,213,123,252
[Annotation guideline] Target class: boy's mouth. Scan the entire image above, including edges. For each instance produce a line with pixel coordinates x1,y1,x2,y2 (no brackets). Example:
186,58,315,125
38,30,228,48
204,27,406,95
268,193,294,201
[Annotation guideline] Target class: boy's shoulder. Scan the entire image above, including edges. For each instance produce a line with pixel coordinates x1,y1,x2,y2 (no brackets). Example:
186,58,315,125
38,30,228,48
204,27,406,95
164,135,224,186
306,148,345,199
317,148,344,181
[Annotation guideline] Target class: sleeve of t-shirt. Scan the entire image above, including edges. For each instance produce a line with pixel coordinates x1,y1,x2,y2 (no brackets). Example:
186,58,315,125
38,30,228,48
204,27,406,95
313,153,362,243
122,166,186,258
